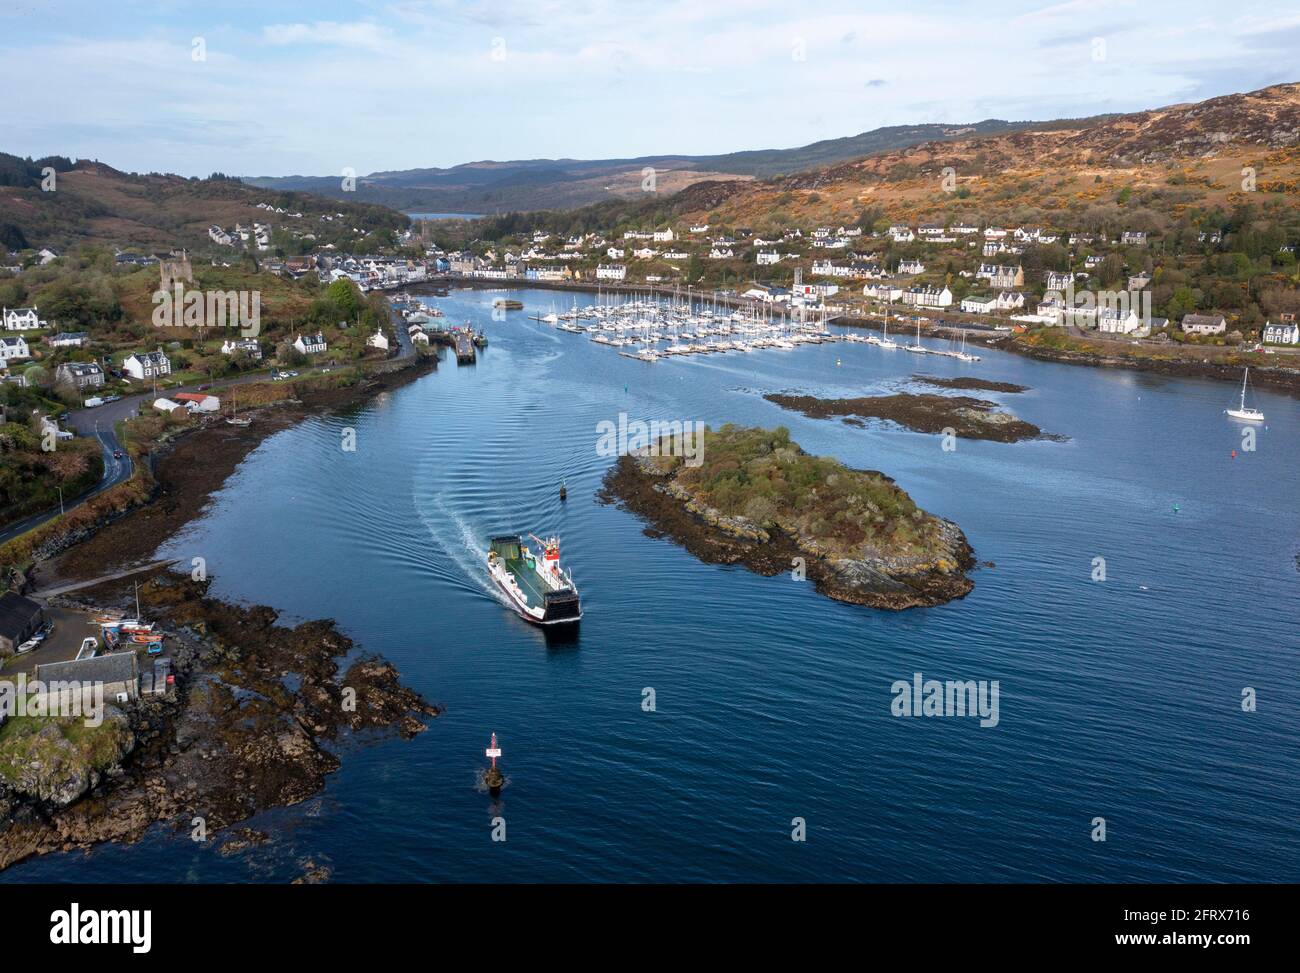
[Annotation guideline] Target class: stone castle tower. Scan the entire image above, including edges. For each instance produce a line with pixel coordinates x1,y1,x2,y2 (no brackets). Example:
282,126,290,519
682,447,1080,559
160,249,193,291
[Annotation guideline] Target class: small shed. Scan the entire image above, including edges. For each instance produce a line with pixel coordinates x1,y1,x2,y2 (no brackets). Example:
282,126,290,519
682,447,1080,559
0,592,45,656
174,392,220,413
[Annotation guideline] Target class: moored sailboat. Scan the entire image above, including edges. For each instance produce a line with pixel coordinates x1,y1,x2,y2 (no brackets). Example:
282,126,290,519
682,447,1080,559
1225,367,1264,421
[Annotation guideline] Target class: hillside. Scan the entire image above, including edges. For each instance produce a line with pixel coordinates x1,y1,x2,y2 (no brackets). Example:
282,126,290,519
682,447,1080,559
244,117,1104,214
679,83,1300,230
0,156,410,255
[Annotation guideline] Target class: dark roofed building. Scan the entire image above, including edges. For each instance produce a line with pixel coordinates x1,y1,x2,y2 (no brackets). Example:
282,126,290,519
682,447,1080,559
36,651,139,700
0,591,45,656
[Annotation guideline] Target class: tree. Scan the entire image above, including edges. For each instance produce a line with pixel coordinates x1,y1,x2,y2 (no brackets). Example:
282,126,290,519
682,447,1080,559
326,278,362,320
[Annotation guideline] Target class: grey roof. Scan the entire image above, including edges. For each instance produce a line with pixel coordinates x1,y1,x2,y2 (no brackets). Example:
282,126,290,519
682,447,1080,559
37,651,138,685
60,361,102,375
0,592,43,639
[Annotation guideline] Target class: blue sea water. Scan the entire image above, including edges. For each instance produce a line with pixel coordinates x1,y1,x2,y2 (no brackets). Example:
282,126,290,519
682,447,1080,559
6,286,1298,883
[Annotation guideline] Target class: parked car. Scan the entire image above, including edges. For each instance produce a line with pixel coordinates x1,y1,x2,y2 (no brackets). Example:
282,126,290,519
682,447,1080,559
113,449,123,459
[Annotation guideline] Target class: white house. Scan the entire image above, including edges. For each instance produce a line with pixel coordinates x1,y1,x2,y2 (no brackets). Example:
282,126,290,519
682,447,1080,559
221,337,262,359
1044,271,1074,291
996,291,1026,310
2,307,42,331
367,328,390,351
863,283,903,302
689,224,709,234
606,248,625,260
1263,320,1300,345
961,294,998,314
902,286,953,309
708,248,734,260
1097,308,1143,334
47,331,88,348
652,228,675,243
596,264,626,281
897,259,925,275
1180,313,1227,336
293,332,328,355
0,336,31,362
757,251,781,266
123,348,171,380
37,248,59,265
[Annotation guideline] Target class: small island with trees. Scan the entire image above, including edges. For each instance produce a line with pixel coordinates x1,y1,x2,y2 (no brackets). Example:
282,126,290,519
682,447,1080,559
600,424,975,610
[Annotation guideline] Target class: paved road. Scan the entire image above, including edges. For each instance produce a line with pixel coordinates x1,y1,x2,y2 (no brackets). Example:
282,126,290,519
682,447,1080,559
0,428,133,546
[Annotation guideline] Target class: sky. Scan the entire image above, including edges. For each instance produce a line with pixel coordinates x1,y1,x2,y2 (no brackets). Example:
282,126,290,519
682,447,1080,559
1,0,1297,178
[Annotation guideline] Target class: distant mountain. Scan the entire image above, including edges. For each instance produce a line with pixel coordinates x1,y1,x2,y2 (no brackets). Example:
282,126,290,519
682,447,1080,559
244,117,1114,214
460,82,1300,247
667,82,1300,231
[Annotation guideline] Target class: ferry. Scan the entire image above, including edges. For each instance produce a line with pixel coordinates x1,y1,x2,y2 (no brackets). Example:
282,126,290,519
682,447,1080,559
487,534,583,626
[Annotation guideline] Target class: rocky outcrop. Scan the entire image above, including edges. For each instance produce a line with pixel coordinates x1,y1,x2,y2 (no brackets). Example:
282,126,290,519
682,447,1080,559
0,573,440,873
603,454,975,611
1,708,134,807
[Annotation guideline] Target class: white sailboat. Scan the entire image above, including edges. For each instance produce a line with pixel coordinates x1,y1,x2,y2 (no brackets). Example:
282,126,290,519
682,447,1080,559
878,310,897,350
1225,368,1265,421
904,321,927,354
953,330,981,362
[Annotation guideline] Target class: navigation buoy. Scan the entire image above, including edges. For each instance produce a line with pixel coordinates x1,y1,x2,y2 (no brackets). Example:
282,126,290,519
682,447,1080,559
559,481,567,502
1173,503,1180,514
836,357,842,367
1231,449,1237,458
483,732,504,795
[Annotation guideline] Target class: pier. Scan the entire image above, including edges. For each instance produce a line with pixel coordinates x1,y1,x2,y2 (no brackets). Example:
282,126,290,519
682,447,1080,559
453,331,477,364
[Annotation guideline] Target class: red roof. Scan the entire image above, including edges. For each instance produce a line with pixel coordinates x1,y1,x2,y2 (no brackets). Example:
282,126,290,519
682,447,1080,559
174,392,215,402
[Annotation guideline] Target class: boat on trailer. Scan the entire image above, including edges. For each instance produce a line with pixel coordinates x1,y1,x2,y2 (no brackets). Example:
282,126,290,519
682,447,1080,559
487,534,583,626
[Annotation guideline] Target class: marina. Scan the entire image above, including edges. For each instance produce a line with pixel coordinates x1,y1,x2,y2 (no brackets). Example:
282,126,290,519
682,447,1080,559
510,292,991,366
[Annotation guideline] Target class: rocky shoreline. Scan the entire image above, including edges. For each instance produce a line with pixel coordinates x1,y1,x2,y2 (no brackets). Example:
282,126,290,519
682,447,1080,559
764,391,1057,443
600,453,975,610
0,572,439,873
0,355,443,874
911,374,1029,394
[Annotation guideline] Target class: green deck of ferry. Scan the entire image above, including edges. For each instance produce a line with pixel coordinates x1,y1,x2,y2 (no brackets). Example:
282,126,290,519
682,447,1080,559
505,557,548,607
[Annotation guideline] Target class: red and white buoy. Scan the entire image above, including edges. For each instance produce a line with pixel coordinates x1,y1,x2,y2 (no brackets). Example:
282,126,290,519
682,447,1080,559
485,732,502,770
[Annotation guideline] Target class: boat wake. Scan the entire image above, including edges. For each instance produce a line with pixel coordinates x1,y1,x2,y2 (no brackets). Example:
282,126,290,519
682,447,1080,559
415,494,512,609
